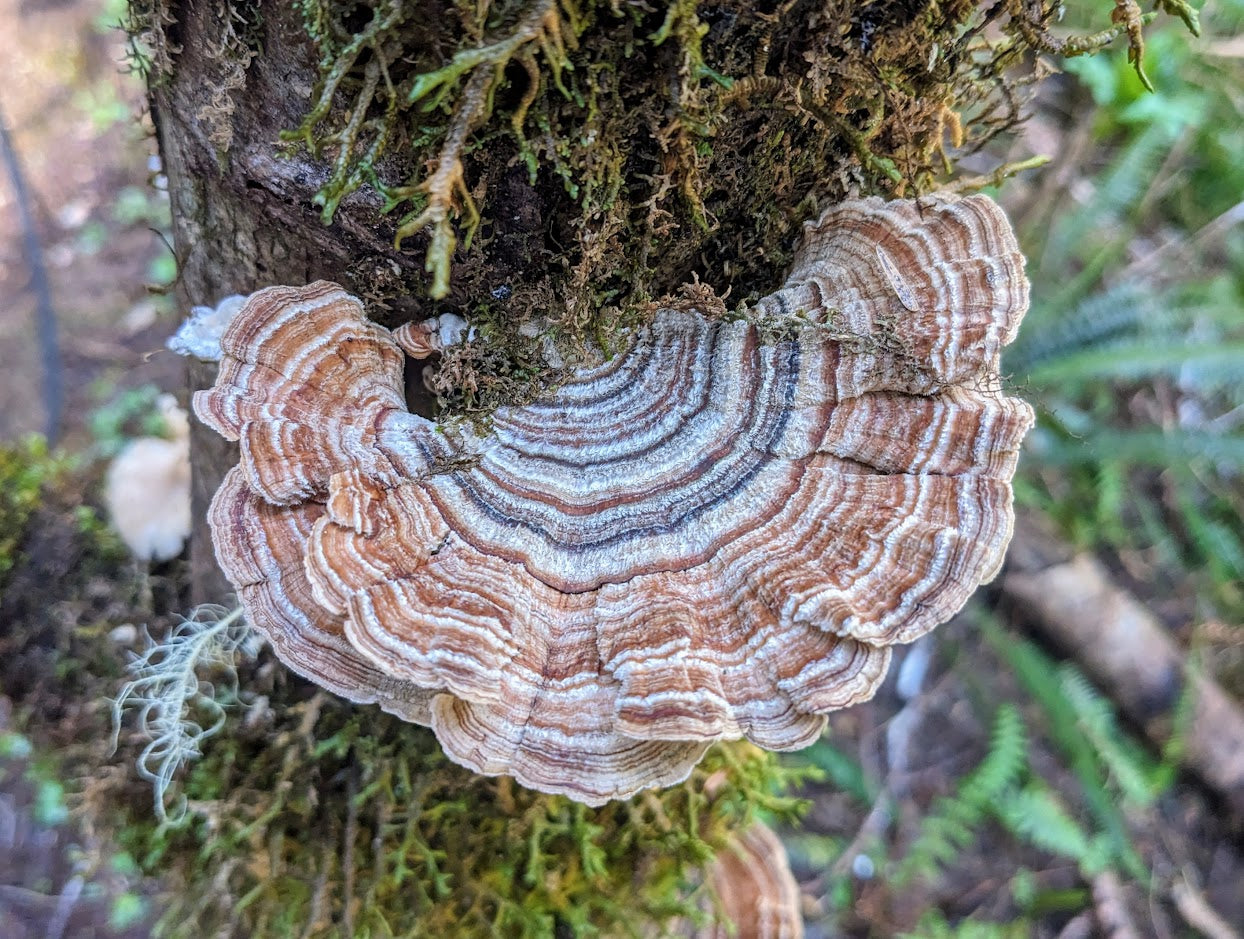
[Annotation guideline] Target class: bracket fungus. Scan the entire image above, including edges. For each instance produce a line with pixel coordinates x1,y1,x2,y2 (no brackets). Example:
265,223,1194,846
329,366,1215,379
195,194,1033,805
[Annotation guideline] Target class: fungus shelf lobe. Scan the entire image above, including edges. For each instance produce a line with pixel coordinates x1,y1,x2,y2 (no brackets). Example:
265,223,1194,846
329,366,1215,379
196,193,1034,805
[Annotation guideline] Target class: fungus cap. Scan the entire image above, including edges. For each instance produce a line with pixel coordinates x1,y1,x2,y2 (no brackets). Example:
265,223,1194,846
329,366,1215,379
704,822,804,939
196,194,1033,804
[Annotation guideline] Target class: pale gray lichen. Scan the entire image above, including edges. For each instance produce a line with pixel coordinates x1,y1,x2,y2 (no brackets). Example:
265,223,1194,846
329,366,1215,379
111,605,259,822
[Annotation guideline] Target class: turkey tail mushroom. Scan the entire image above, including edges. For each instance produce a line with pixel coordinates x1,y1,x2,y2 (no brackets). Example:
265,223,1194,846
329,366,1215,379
194,194,1034,804
702,822,805,939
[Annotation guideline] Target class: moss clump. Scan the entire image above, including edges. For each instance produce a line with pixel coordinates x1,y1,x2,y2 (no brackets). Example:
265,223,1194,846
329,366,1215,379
0,436,70,583
125,1,1199,416
250,0,1195,414
113,689,806,938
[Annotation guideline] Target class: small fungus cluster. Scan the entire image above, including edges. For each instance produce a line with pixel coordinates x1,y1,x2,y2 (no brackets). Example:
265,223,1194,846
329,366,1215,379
195,194,1033,804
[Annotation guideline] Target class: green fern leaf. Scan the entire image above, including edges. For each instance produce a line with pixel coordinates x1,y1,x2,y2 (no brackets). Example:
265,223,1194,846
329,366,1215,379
895,705,1027,885
1057,665,1165,807
976,613,1147,881
995,783,1113,875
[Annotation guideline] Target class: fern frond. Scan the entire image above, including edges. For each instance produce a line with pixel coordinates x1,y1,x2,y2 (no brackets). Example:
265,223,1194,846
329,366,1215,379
960,705,1028,805
1057,665,1165,807
799,739,877,804
976,613,1146,881
895,705,1027,885
994,783,1113,876
1025,340,1244,386
1171,479,1244,582
1030,123,1177,314
1031,428,1244,468
1158,655,1198,776
899,909,1030,939
1091,122,1180,220
110,604,256,822
1009,282,1150,366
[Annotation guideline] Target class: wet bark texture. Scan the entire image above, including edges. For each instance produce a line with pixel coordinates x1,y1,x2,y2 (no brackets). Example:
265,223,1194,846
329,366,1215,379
152,3,437,602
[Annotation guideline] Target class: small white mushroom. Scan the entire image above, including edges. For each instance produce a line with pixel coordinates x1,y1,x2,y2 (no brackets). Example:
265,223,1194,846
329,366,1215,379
104,394,191,563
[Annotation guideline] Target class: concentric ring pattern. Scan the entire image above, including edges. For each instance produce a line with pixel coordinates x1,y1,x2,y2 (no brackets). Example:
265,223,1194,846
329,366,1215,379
195,194,1034,804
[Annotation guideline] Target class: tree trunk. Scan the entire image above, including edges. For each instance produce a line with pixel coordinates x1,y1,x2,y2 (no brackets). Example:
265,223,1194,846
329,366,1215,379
149,3,434,601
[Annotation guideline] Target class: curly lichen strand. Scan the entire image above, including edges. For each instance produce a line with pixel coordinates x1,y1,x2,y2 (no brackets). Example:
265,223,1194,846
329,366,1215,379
510,50,543,137
647,0,722,229
1157,0,1200,35
803,93,904,189
373,0,585,297
1113,0,1155,91
944,154,1052,194
124,0,180,81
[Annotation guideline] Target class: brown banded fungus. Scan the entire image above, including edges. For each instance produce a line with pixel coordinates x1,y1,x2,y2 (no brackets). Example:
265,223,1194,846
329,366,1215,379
704,822,804,939
195,194,1033,805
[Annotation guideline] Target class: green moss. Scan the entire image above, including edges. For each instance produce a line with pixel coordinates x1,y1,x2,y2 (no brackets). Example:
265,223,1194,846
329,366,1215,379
126,1,1200,417
116,692,806,938
0,436,69,582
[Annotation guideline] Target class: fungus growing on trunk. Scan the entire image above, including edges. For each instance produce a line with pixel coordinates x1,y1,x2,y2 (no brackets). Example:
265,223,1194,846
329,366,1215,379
705,822,804,939
194,194,1033,805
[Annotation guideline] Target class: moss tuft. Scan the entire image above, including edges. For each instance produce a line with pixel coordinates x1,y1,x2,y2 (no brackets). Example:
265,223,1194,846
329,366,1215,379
0,436,70,583
266,0,1193,390
113,688,806,937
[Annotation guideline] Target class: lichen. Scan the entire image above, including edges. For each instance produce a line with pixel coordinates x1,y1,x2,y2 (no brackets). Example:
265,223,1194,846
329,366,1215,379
110,605,255,823
192,4,264,158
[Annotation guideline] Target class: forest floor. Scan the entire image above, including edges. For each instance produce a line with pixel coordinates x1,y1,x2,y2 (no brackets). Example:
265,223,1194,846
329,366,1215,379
1,1,1242,937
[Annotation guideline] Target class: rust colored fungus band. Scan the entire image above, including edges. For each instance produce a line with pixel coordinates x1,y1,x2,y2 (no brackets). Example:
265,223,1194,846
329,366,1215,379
195,194,1034,805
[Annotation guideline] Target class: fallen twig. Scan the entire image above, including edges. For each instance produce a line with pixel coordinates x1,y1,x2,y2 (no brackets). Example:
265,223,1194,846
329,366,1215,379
1091,870,1140,939
1000,515,1244,823
1170,879,1242,939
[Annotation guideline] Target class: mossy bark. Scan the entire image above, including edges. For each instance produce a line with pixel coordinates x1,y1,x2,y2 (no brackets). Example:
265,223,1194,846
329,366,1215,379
150,2,435,600
143,0,1047,601
124,1,1198,934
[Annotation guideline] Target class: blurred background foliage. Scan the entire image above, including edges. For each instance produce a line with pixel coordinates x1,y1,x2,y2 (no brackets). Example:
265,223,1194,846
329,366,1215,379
1010,0,1244,624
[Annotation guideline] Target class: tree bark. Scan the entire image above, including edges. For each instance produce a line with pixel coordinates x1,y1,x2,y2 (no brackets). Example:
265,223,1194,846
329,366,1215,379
150,2,433,601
